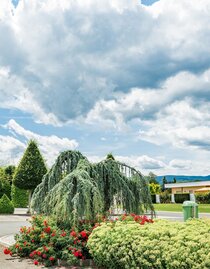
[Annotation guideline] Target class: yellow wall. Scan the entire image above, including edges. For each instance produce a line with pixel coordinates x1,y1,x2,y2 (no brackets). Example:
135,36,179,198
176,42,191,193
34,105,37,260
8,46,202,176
171,186,210,194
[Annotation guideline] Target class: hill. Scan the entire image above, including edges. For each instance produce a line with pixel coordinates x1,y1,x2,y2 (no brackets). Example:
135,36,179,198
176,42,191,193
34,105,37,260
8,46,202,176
156,175,210,184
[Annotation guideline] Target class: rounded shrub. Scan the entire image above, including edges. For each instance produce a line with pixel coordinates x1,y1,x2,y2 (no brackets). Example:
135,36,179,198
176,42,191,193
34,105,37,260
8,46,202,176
87,219,210,269
0,194,14,214
11,184,28,208
195,192,210,204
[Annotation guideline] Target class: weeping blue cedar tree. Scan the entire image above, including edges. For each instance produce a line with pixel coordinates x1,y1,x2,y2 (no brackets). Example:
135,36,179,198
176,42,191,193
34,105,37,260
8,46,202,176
31,151,154,226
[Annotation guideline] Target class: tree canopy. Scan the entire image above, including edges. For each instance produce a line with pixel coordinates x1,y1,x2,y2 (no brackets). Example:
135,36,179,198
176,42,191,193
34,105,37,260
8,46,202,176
31,150,154,226
13,140,47,191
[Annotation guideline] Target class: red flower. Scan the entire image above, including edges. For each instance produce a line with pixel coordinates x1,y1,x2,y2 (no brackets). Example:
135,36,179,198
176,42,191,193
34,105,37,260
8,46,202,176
31,239,35,243
29,253,34,258
34,260,39,265
43,246,49,252
49,256,55,261
70,231,77,237
43,220,48,227
61,232,66,237
42,254,47,259
15,244,19,248
80,231,87,238
51,233,56,237
37,251,42,256
73,251,81,257
44,227,51,233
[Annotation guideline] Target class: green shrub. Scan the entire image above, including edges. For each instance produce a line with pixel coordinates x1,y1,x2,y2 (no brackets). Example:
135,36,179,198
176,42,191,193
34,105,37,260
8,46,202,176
87,219,210,269
1,180,11,199
149,183,161,194
0,194,14,214
174,193,190,203
160,192,171,203
195,192,210,204
11,184,28,208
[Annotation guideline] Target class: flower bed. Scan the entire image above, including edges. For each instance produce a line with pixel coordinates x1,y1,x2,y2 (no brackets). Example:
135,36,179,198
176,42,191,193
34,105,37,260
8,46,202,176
3,213,153,267
87,218,210,269
3,215,93,267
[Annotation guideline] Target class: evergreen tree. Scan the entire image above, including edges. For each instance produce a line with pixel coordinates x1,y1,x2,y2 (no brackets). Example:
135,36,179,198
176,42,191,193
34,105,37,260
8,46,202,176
31,150,154,225
106,153,115,160
13,140,47,208
173,177,177,183
162,176,167,191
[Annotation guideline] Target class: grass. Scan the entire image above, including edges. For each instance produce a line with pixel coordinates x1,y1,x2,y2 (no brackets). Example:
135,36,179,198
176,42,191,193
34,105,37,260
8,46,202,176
154,203,210,213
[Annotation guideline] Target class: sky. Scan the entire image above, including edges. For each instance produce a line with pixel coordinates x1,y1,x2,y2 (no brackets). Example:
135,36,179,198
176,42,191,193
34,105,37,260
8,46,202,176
1,0,210,176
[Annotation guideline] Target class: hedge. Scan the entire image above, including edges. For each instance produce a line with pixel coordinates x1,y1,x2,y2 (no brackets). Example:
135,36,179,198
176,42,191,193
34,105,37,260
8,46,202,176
0,194,14,214
195,192,210,204
88,219,210,269
11,184,28,208
174,193,190,203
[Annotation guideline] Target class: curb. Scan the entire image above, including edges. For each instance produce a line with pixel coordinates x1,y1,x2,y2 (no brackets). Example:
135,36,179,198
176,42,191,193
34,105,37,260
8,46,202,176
0,234,15,247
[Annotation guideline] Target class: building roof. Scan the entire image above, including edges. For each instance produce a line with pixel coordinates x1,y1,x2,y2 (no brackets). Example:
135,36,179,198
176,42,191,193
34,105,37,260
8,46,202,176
165,181,210,188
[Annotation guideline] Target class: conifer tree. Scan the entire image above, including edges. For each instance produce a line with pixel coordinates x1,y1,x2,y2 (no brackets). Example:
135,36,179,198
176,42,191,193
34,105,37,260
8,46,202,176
13,140,47,208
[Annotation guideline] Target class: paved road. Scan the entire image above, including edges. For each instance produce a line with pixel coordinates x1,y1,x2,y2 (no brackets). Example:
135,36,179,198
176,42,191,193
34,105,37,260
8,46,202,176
156,211,210,221
0,215,29,237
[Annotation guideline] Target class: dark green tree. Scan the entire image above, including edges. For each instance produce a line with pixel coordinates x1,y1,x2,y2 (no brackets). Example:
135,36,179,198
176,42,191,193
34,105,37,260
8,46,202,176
13,140,47,208
4,165,16,183
173,177,177,183
162,176,167,191
106,153,115,160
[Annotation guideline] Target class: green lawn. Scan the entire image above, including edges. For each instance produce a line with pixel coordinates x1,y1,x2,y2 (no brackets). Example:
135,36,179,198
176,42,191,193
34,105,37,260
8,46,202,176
154,203,210,213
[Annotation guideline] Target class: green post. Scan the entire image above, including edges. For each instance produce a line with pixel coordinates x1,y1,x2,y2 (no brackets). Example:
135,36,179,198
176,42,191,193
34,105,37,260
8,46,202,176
182,201,199,221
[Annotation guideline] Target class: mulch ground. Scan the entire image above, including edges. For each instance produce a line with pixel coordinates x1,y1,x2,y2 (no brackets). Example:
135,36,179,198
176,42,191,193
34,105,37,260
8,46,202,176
0,245,95,269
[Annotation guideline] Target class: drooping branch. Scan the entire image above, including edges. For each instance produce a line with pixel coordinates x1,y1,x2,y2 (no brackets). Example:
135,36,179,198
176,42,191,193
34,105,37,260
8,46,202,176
31,151,154,225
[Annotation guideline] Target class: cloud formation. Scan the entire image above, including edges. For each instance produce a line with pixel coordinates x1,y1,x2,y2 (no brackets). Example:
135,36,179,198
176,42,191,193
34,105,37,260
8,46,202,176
1,119,78,166
1,0,210,174
1,0,210,125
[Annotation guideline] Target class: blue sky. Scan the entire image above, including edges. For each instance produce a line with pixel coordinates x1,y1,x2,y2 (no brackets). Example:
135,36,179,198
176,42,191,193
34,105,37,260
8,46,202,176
1,0,210,176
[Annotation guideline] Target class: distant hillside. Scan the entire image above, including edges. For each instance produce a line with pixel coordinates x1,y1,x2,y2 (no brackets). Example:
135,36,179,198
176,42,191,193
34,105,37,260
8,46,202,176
156,175,210,184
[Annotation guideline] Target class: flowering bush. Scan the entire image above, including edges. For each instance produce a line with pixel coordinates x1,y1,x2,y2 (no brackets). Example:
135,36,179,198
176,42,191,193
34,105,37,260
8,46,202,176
87,218,210,269
3,213,153,267
3,215,93,267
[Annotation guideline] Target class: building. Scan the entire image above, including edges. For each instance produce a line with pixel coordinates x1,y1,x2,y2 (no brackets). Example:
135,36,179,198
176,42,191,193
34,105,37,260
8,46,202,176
165,181,210,194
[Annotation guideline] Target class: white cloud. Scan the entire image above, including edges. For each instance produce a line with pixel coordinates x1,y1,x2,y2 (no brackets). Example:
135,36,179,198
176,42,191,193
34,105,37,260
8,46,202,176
0,135,25,166
1,119,78,166
1,0,210,125
169,159,192,170
87,154,210,176
116,155,166,170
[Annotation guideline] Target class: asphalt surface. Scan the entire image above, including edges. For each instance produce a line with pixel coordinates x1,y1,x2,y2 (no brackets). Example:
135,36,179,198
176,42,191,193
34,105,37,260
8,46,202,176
0,215,29,237
156,211,210,221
